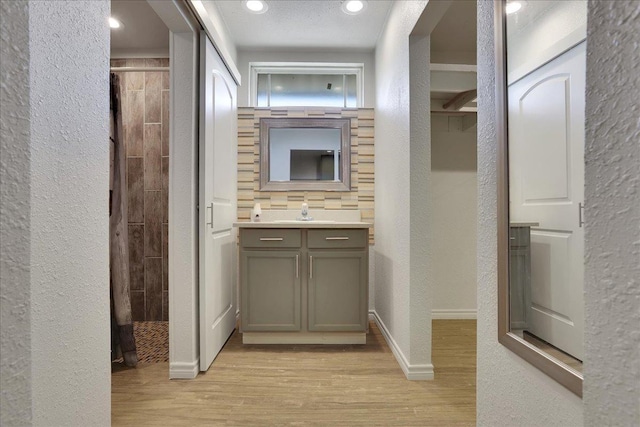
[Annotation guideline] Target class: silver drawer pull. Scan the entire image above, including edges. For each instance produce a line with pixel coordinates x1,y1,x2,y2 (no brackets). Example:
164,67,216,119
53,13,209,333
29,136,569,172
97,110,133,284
325,237,349,240
259,237,284,241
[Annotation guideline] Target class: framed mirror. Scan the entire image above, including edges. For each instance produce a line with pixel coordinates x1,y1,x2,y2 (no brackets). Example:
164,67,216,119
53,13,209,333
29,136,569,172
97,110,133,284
259,117,351,191
496,0,587,396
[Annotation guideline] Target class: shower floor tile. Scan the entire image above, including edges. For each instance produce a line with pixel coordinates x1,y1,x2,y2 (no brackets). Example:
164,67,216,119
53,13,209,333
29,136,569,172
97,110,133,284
134,321,168,363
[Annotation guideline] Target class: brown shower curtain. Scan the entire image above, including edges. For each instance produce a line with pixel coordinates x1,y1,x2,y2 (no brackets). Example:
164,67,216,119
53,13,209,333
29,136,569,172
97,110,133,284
110,73,137,366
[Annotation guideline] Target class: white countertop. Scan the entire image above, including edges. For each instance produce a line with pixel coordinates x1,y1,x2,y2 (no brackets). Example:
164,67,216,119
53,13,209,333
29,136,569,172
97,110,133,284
234,221,372,229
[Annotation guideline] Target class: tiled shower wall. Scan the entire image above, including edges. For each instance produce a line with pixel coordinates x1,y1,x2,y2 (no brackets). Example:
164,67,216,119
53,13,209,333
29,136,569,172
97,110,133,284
237,107,375,243
111,58,169,321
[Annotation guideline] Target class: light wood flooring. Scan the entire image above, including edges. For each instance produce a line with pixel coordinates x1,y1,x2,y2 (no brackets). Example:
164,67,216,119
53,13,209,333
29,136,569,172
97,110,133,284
112,319,476,426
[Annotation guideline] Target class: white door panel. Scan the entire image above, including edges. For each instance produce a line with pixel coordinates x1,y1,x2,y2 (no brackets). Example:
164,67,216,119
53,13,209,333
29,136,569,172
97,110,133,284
509,42,585,360
199,32,238,371
520,75,571,203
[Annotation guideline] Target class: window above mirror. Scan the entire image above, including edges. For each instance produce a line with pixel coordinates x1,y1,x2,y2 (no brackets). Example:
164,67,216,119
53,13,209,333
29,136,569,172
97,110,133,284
250,63,364,108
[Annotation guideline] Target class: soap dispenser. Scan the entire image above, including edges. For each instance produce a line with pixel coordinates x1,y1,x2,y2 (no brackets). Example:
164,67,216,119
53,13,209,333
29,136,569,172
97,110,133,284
252,203,262,222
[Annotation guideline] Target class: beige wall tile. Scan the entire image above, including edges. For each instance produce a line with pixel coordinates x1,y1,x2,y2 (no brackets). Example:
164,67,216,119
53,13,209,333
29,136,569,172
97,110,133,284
128,225,145,291
162,224,168,292
130,290,145,322
127,157,144,223
162,291,169,321
161,90,169,156
162,156,168,223
144,124,161,190
121,59,171,313
145,72,162,123
144,190,162,257
126,91,144,156
145,58,163,67
145,257,163,321
125,59,145,90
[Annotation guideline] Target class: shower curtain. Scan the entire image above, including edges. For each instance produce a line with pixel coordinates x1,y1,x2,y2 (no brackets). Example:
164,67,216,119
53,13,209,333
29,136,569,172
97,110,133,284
110,73,137,366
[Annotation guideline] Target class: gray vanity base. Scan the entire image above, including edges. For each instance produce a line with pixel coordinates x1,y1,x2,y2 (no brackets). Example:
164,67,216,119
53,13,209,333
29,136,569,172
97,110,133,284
237,225,371,345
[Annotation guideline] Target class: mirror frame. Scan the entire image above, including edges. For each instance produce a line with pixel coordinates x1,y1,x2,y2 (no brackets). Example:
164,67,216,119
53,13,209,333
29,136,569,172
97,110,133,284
495,0,583,397
259,117,351,192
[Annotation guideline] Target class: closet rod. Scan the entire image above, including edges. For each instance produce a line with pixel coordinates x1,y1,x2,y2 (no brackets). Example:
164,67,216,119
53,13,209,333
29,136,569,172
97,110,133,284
110,67,169,72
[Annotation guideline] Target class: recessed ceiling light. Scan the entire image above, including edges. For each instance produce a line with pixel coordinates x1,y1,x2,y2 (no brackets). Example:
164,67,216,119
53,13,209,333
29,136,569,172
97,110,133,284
244,0,268,14
506,1,523,15
342,0,367,15
109,17,122,29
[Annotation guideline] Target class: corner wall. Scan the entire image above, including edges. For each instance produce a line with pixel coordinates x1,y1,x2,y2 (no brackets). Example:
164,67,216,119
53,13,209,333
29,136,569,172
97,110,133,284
30,1,111,425
476,1,582,425
374,0,433,379
0,1,31,424
583,0,640,424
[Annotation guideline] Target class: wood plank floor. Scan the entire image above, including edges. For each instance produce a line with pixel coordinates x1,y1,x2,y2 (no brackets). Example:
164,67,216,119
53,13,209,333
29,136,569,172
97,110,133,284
112,319,476,426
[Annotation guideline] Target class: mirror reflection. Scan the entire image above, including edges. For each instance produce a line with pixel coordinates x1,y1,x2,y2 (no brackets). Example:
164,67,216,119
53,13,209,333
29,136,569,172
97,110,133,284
269,128,342,182
259,117,351,191
506,0,587,373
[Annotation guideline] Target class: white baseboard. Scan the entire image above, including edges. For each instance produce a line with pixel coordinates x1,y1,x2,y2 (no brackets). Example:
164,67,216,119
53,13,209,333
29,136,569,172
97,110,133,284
431,309,477,320
169,359,199,379
369,310,435,380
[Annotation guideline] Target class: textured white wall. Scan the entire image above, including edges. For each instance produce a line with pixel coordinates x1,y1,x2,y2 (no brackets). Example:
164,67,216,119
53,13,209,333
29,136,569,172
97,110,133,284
374,0,430,373
583,0,640,424
431,116,477,316
236,50,376,108
0,2,32,425
476,1,583,425
29,1,111,425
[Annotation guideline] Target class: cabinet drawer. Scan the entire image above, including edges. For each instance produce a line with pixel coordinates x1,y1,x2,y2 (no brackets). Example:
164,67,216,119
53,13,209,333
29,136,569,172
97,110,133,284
241,229,302,248
308,229,367,249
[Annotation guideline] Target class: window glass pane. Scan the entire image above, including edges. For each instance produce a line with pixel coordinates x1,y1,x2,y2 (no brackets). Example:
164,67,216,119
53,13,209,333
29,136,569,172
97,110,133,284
257,74,269,107
269,74,346,107
345,74,357,108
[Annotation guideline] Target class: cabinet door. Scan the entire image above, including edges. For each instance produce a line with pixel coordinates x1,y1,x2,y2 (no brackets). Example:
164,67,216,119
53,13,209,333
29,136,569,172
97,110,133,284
509,227,531,330
240,250,301,332
307,251,368,332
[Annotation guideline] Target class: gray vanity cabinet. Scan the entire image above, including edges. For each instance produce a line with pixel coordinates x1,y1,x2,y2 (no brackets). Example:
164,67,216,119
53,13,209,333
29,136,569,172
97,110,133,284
240,229,302,332
239,227,369,340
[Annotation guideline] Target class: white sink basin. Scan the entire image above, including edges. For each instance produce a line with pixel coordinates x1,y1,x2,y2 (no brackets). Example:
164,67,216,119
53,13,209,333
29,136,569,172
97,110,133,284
272,220,336,224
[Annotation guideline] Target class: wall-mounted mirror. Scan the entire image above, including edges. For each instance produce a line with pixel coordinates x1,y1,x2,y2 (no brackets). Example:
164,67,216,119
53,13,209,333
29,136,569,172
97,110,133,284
260,117,351,191
497,0,587,397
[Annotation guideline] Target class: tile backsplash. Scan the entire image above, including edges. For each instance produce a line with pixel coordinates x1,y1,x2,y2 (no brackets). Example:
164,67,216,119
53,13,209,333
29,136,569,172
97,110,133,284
111,58,169,321
237,107,375,244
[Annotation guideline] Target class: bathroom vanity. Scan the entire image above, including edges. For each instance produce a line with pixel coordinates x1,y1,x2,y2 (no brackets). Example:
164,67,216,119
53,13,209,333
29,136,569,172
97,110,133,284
234,219,372,344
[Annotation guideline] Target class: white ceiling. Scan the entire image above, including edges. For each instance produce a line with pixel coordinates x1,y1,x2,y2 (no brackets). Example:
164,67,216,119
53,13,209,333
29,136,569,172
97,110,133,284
210,0,393,51
110,0,169,55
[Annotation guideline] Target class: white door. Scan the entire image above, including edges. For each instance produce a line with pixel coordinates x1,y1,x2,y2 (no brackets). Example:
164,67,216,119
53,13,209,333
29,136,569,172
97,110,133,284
508,42,585,360
199,32,238,371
